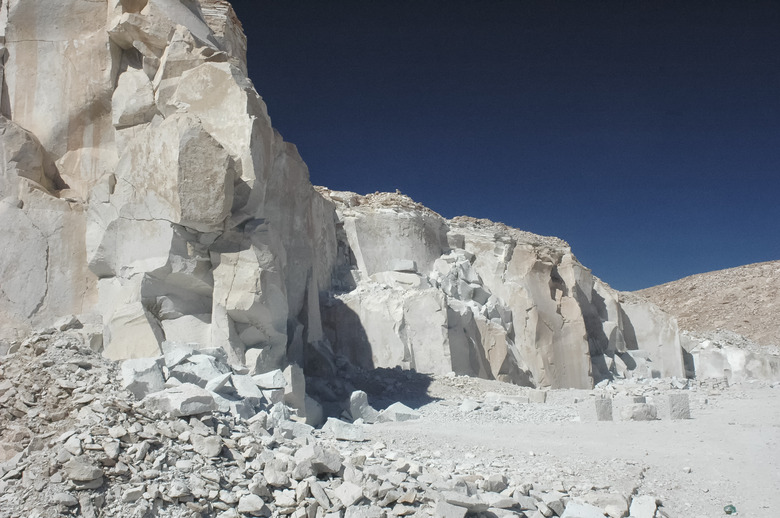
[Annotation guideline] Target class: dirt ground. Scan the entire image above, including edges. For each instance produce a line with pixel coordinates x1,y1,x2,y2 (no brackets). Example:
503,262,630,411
366,378,780,518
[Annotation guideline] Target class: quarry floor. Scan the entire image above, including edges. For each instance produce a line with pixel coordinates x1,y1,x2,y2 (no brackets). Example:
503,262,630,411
364,377,780,518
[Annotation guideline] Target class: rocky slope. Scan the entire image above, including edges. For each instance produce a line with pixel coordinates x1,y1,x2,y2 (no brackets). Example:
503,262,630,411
2,324,777,518
635,262,780,384
637,260,780,347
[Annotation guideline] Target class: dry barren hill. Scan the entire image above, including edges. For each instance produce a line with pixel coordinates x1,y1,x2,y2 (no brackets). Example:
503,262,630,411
637,260,780,347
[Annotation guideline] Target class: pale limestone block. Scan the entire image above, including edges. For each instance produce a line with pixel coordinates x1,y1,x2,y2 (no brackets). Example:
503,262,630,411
668,392,691,420
112,68,157,129
103,302,163,360
121,357,165,399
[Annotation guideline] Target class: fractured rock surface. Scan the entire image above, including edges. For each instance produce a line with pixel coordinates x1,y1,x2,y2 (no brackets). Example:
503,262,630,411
320,191,685,390
0,0,696,410
3,328,775,518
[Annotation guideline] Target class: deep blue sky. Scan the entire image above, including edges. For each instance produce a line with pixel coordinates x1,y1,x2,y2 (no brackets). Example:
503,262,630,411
229,1,780,291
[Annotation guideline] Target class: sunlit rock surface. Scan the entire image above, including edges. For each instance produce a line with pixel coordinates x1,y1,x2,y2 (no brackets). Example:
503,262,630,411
0,0,698,411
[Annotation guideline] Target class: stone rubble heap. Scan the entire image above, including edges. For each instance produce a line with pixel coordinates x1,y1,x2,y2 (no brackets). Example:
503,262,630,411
1,328,673,518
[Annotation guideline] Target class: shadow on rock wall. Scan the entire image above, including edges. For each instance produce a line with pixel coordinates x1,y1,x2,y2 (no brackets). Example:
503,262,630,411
349,366,439,411
308,297,440,418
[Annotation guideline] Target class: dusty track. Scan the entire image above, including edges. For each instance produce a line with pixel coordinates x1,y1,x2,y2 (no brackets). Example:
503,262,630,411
368,382,780,517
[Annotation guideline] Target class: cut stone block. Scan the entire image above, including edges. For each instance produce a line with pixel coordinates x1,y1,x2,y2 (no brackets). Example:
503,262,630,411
668,392,691,419
594,398,613,421
578,398,613,421
529,389,547,404
620,403,658,421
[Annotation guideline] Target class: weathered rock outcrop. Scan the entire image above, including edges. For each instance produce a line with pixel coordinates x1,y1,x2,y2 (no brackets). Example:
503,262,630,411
0,0,336,419
0,0,686,402
320,190,684,389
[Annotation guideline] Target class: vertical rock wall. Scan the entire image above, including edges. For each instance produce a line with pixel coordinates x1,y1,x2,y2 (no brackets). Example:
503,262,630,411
320,191,684,389
0,1,685,400
0,0,337,412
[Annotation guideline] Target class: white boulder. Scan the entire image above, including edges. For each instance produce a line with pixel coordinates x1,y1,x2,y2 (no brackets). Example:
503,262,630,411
121,357,165,399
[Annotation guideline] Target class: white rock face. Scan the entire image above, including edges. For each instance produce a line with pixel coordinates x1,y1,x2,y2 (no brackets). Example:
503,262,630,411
681,330,780,383
0,0,341,420
321,191,685,389
0,0,691,401
3,0,118,196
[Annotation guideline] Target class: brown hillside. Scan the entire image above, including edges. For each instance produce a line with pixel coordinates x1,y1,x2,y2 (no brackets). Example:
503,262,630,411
636,260,780,347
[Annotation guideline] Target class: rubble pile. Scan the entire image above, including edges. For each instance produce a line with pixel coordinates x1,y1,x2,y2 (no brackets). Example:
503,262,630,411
0,327,675,518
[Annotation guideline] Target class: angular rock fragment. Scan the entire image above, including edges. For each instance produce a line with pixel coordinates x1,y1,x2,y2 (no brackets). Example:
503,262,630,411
322,417,367,442
294,444,343,475
482,492,517,509
344,505,385,518
334,481,365,507
349,390,380,423
190,434,223,458
560,500,609,518
582,492,629,518
263,458,290,487
483,473,508,493
205,372,233,393
142,383,217,417
231,374,265,407
629,495,659,518
238,494,270,515
170,354,231,387
121,357,165,399
252,369,286,389
376,402,421,423
63,456,103,483
435,500,468,518
459,399,481,413
52,492,79,507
